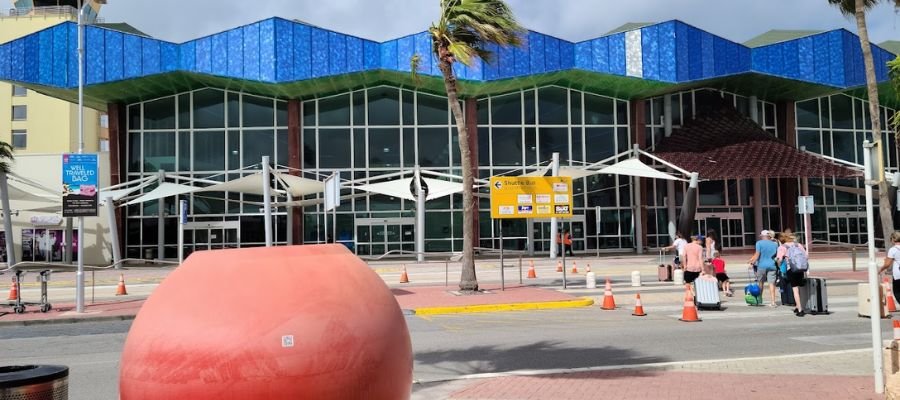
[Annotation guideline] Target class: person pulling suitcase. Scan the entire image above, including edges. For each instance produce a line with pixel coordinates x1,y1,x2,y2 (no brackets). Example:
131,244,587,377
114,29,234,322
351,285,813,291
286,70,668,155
878,231,900,310
775,232,808,317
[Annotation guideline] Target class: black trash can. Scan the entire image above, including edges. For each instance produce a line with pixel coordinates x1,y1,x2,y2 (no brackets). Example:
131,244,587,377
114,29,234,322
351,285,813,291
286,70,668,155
0,365,68,400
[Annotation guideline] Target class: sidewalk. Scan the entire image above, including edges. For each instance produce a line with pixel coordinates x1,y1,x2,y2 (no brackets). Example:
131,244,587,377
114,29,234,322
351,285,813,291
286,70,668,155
0,298,144,326
414,349,881,399
396,285,592,315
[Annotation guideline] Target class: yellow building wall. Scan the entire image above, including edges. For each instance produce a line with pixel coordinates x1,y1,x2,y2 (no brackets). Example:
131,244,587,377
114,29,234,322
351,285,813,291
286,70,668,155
0,15,103,155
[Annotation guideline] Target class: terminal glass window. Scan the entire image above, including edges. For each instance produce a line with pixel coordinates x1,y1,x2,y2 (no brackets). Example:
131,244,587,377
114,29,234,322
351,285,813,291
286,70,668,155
11,129,26,149
11,85,26,97
11,105,26,120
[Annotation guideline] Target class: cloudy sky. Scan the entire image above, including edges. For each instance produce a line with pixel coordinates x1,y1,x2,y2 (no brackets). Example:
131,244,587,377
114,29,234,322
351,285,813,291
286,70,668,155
101,0,900,45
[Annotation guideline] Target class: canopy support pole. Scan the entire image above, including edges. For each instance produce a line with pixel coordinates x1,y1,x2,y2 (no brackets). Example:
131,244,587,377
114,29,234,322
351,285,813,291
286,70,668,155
106,196,121,268
415,166,425,262
157,170,165,260
666,178,677,240
550,153,559,260
262,156,273,247
632,144,644,255
0,172,16,266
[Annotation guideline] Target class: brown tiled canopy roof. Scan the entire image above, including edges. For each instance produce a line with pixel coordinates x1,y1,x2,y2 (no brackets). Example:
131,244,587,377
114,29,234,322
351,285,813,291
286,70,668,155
653,105,861,180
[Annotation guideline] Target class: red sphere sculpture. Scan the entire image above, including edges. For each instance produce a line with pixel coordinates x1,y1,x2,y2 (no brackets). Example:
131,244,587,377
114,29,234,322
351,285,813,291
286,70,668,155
120,245,412,399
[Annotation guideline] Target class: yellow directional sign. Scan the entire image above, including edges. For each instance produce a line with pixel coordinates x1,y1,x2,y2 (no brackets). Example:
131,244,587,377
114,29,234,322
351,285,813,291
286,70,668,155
489,176,574,219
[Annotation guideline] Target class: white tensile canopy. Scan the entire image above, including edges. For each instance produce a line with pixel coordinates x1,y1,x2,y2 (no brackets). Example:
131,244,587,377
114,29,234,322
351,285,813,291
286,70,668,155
354,177,463,201
596,158,686,181
120,172,327,205
124,183,198,206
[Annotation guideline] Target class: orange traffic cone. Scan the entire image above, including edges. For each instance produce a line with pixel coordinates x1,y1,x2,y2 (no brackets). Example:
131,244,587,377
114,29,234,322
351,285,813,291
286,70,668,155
679,288,701,322
586,264,591,273
7,277,17,300
399,266,410,284
632,293,647,316
527,261,537,279
115,274,128,296
601,277,616,310
885,277,897,313
556,261,563,272
893,318,900,341
571,261,578,274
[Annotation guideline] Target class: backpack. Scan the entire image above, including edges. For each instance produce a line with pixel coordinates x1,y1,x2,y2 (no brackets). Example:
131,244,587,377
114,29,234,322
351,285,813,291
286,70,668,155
786,244,808,272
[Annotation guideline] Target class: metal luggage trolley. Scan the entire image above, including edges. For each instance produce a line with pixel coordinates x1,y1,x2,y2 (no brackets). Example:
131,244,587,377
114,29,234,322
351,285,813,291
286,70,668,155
2,269,52,314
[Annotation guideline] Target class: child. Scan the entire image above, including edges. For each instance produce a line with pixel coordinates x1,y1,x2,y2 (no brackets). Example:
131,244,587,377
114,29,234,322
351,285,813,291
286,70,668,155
711,254,732,297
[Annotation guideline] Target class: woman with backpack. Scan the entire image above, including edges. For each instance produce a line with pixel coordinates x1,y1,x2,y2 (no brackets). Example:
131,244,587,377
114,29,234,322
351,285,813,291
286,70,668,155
878,231,900,308
775,232,808,317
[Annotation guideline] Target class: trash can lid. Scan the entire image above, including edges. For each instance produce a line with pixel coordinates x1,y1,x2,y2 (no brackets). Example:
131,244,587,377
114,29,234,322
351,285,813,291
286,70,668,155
0,365,68,388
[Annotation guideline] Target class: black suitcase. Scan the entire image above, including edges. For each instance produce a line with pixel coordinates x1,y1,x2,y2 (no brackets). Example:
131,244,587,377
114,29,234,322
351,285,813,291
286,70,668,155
778,270,795,306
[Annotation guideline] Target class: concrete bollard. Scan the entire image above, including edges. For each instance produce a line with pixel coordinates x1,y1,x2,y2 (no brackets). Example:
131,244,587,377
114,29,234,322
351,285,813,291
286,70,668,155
585,271,597,289
631,271,641,287
673,269,684,286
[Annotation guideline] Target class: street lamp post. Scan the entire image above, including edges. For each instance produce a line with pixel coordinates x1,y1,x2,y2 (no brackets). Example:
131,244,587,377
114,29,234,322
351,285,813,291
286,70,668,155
75,0,87,313
863,140,885,393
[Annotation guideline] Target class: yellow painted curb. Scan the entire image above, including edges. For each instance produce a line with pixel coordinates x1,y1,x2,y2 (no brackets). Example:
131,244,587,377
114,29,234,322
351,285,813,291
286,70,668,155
413,297,594,316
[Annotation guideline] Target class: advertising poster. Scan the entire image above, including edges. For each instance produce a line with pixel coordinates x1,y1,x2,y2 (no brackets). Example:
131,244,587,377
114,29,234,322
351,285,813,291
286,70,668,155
21,229,78,262
62,153,99,217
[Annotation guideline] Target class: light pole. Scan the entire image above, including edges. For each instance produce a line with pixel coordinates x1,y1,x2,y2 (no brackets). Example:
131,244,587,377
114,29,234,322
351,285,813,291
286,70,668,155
75,0,87,313
863,140,884,393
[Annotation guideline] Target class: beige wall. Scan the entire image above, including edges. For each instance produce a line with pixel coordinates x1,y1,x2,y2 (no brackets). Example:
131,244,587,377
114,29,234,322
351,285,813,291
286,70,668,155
0,15,103,155
6,152,113,265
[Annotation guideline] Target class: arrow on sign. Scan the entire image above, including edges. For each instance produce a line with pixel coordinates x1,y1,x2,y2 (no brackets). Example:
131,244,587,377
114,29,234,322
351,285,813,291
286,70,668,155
493,181,502,190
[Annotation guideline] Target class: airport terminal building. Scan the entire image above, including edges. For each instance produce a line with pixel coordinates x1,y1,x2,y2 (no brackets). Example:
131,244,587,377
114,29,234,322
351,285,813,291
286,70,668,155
0,15,897,260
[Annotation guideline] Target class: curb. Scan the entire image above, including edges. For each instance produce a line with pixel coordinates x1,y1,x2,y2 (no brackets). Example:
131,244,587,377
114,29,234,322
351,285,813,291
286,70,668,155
0,314,136,327
412,297,595,316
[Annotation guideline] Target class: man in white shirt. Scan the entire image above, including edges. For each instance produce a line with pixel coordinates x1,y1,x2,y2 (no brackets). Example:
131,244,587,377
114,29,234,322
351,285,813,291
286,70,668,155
663,232,688,269
879,231,900,308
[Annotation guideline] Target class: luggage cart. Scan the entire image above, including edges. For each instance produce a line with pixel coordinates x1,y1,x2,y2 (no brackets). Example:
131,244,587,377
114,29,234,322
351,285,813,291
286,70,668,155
1,270,52,314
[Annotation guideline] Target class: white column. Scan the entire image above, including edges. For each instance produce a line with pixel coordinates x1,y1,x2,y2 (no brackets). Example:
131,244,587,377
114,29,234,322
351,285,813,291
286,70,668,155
286,191,293,246
801,177,812,252
663,94,673,137
749,96,759,123
157,170,165,259
262,156,273,247
863,140,885,394
105,196,121,267
666,178,677,239
415,166,425,262
632,144,643,255
752,177,764,233
526,218,534,256
550,152,560,259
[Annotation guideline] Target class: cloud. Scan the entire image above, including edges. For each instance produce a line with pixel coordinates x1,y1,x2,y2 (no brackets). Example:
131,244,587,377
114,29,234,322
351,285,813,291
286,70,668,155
101,0,900,45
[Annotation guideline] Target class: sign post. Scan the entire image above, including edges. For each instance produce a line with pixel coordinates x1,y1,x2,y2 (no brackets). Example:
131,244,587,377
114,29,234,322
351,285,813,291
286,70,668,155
863,140,884,394
62,153,98,314
490,176,573,289
797,195,814,250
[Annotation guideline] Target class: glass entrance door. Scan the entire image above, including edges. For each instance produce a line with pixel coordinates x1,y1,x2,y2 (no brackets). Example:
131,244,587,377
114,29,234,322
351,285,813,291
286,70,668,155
826,211,865,245
534,216,586,254
695,212,745,248
355,217,415,256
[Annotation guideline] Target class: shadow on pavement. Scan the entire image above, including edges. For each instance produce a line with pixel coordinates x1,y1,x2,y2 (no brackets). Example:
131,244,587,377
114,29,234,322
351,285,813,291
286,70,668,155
415,340,668,379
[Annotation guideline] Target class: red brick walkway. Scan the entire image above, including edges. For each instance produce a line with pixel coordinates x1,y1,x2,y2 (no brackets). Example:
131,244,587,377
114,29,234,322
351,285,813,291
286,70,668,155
393,284,578,310
449,370,879,400
0,299,144,324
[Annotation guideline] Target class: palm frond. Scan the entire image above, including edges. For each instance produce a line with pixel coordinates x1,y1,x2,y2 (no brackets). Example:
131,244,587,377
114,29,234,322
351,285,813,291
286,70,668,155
828,0,880,16
410,53,422,86
427,0,523,67
0,142,15,173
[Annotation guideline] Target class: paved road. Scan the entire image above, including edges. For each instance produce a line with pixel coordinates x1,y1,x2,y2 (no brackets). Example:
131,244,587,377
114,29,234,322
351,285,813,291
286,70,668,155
0,290,891,400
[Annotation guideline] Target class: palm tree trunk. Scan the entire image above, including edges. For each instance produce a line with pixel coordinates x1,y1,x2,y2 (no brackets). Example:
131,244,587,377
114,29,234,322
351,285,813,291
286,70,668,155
855,0,895,248
438,54,478,292
0,172,16,266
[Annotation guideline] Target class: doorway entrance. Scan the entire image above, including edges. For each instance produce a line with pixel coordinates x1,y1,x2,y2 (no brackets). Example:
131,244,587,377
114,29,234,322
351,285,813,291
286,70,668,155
533,215,587,254
695,212,746,248
826,211,866,245
184,221,240,257
355,217,415,256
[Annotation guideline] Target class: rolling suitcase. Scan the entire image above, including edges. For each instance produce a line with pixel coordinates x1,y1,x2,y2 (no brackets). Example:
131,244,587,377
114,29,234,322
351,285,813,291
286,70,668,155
778,270,795,306
658,250,673,282
800,277,829,315
693,275,721,310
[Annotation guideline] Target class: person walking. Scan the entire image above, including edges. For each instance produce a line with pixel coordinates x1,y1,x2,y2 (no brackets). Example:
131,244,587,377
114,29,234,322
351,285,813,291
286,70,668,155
663,232,687,270
683,235,704,296
776,232,808,317
748,230,779,307
711,253,733,297
562,229,574,257
705,230,719,261
556,229,563,257
879,231,900,310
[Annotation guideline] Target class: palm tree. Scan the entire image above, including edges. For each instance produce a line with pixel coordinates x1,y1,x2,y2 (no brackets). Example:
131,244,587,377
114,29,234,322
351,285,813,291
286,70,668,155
0,141,16,265
414,0,523,291
829,0,896,247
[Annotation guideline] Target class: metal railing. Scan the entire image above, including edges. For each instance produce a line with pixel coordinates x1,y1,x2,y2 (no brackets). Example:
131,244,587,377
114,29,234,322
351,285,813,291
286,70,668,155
361,247,529,290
